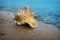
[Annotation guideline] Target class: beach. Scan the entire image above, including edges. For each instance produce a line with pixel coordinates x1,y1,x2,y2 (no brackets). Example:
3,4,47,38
0,11,60,40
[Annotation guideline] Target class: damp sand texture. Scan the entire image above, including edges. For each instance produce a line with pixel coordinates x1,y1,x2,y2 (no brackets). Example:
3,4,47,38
0,11,60,40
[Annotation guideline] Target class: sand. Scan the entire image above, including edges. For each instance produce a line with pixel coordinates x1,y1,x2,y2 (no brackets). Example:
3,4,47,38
0,10,60,40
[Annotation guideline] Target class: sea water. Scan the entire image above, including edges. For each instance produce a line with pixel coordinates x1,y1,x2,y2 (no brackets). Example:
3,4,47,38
0,0,60,28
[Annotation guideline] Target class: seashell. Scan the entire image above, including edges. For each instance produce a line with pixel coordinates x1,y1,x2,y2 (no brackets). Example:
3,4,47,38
13,6,37,28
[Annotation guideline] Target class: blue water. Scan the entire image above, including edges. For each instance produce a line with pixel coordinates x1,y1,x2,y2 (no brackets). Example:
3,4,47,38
0,0,60,27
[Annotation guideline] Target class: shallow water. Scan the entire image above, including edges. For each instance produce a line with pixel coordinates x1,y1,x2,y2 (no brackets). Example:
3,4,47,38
0,0,60,27
0,11,60,40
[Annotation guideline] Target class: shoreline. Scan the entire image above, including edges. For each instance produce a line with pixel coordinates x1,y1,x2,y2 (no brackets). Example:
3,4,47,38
0,10,60,40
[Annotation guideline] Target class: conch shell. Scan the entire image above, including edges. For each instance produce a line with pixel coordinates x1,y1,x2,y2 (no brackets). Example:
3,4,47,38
13,6,37,28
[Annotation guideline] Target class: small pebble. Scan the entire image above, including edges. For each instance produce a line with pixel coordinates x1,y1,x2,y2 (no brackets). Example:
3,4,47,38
0,33,5,36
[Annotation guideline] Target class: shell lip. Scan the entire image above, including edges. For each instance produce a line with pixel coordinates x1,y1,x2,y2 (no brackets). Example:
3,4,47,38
27,23,37,28
14,20,37,28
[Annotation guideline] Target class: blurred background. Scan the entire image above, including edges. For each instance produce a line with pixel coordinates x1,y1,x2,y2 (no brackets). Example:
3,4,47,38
0,0,60,28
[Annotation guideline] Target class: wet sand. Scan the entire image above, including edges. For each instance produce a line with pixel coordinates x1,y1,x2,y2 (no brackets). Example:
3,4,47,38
0,11,60,40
